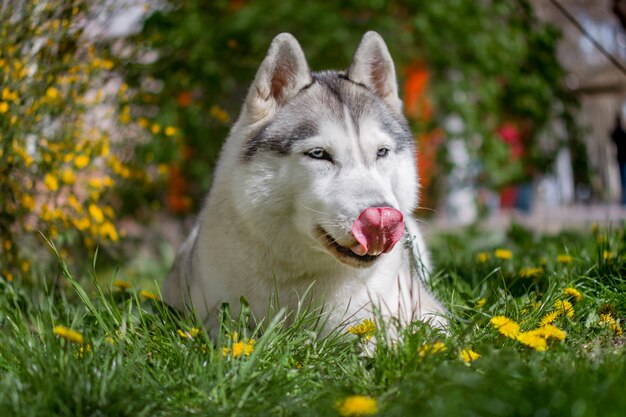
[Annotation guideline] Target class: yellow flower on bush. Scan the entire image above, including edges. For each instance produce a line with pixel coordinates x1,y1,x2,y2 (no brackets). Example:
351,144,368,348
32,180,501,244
336,395,378,417
88,204,104,223
68,195,83,213
460,348,480,363
563,287,583,303
99,221,119,241
61,168,76,185
73,217,91,231
53,325,84,344
210,105,231,124
44,173,59,191
490,316,520,338
21,194,35,211
74,154,90,169
347,319,377,340
0,101,8,113
46,86,60,100
494,249,513,260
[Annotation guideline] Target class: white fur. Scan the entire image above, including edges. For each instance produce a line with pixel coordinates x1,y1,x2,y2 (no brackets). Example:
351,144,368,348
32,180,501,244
162,32,446,335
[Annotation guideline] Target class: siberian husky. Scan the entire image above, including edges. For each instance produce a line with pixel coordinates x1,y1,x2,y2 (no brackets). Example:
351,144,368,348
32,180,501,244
162,32,446,335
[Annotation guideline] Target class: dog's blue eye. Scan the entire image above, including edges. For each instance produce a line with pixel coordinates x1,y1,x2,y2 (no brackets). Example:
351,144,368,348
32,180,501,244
377,147,390,158
306,148,332,162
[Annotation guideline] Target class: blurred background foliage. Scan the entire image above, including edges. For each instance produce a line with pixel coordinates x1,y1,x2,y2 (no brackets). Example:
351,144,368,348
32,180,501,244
0,0,164,283
124,0,584,212
0,0,587,281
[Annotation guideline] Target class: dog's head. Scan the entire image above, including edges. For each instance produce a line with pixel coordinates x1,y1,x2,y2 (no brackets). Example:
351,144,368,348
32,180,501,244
229,32,419,269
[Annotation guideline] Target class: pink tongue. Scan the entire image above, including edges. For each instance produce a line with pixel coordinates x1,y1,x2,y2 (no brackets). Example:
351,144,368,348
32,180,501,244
351,207,404,256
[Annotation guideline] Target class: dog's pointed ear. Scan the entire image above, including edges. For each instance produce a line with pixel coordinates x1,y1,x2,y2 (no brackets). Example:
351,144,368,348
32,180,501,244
246,33,312,121
347,31,402,114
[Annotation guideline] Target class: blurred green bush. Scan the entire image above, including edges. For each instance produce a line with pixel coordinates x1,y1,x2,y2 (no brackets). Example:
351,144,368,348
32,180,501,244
0,1,166,281
123,0,585,210
0,0,588,285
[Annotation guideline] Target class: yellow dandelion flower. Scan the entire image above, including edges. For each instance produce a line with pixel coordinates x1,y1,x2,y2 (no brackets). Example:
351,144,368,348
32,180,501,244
556,254,572,264
563,287,583,303
21,260,30,273
599,313,623,336
4,271,14,282
164,126,177,136
519,267,543,278
347,319,377,340
516,332,547,351
53,325,84,344
494,248,513,260
223,338,255,358
139,290,160,301
533,324,566,341
602,250,615,261
460,348,480,363
233,340,255,357
151,124,161,134
74,155,90,169
419,341,447,356
490,316,520,338
476,252,489,263
0,101,8,113
336,395,378,417
554,299,574,318
113,280,131,290
476,298,487,308
77,343,92,359
540,311,559,326
177,327,201,339
138,118,149,129
44,173,59,191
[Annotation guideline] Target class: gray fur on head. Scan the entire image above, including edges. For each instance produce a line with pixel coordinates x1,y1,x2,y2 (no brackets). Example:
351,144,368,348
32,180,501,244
245,33,313,121
347,31,402,114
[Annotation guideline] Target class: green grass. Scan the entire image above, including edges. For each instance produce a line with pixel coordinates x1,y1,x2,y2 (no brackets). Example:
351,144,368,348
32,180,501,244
1,224,625,417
